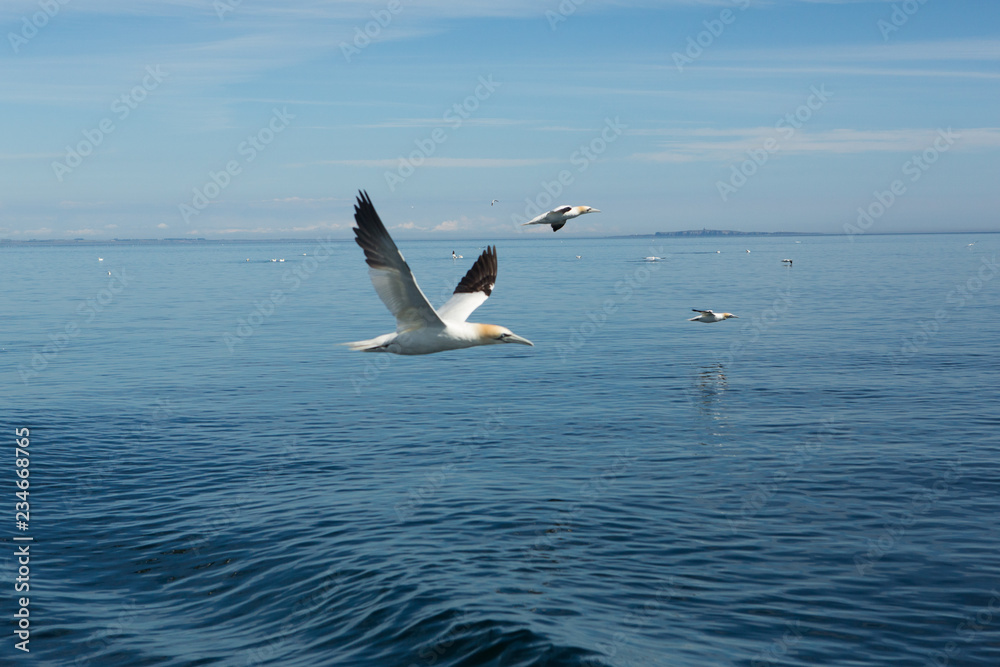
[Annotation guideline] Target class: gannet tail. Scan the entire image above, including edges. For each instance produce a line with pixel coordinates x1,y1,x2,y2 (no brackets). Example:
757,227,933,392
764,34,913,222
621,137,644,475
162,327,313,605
342,332,396,352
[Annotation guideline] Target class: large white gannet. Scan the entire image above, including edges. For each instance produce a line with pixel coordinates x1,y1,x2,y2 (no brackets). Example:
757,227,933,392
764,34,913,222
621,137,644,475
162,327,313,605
688,309,738,323
345,191,534,355
522,205,599,232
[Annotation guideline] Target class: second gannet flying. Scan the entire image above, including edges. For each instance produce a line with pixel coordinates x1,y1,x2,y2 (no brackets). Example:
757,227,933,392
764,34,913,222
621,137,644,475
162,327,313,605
345,191,533,355
688,309,738,323
522,205,599,232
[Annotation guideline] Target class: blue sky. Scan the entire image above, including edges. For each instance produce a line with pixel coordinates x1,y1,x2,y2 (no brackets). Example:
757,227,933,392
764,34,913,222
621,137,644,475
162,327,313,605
1,0,998,239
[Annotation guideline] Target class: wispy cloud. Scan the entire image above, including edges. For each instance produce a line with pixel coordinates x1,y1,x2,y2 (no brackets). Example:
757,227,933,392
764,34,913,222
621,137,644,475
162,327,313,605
297,157,562,168
632,127,1000,162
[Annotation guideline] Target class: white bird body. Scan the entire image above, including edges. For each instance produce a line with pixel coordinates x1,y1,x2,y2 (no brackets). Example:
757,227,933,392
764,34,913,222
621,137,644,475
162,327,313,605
522,205,599,232
346,191,533,355
688,309,738,323
346,322,517,356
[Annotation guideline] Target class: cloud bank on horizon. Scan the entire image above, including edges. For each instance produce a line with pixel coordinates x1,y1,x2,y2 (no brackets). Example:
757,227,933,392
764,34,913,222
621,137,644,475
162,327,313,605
1,0,997,239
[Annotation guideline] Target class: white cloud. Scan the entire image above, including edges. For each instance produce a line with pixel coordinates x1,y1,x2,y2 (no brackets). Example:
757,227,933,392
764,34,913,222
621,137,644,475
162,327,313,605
304,157,561,168
632,127,1000,162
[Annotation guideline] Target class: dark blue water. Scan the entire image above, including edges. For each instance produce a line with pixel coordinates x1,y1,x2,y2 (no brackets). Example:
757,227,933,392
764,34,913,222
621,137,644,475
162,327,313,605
3,234,1000,666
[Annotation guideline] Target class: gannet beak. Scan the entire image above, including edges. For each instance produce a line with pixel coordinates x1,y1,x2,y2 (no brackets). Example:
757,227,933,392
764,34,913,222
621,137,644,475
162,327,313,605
591,208,601,213
504,334,534,347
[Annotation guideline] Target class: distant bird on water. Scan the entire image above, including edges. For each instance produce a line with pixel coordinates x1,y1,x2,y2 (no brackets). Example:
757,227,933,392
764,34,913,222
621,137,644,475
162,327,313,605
782,259,793,266
522,205,599,232
346,191,533,355
689,309,738,323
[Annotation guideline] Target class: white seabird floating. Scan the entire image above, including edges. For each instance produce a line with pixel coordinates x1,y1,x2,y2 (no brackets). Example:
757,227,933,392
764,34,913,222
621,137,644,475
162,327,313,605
345,191,533,355
522,205,599,232
688,309,738,323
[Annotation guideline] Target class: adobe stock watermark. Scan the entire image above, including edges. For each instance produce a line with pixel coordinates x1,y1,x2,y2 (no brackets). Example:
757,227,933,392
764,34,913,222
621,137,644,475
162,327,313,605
672,0,751,73
51,66,168,182
927,588,1000,667
17,269,131,383
222,236,337,353
413,611,477,665
556,247,665,362
512,116,626,229
751,622,806,667
853,459,961,576
717,85,832,202
60,399,173,514
888,253,998,368
583,578,682,667
213,0,242,21
384,75,500,192
725,417,836,533
545,0,588,31
720,286,794,368
523,449,636,560
178,107,294,224
844,128,958,240
7,0,70,54
73,600,147,667
183,437,298,556
242,565,346,666
878,0,930,41
340,0,404,62
392,408,505,523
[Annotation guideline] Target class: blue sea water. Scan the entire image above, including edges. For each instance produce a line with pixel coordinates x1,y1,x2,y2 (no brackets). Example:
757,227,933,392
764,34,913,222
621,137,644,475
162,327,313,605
3,233,1000,666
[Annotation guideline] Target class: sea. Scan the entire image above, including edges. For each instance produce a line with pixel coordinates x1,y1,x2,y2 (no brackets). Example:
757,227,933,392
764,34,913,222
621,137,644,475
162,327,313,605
3,232,999,666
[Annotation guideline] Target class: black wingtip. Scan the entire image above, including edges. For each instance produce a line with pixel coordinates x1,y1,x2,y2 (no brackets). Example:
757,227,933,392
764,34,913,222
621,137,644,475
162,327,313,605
454,245,497,296
352,189,399,269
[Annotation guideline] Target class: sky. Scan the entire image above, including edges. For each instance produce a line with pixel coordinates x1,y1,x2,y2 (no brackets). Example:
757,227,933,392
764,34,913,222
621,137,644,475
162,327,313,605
1,0,998,239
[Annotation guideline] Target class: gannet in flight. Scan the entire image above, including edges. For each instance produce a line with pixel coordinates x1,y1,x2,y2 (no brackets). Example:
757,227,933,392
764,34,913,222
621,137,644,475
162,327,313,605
346,191,533,355
689,309,738,323
522,205,599,232
491,199,499,206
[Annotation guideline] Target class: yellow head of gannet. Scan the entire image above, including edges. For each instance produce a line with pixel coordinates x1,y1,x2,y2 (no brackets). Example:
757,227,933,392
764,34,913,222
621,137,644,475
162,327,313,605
345,191,533,355
688,309,738,323
521,205,600,232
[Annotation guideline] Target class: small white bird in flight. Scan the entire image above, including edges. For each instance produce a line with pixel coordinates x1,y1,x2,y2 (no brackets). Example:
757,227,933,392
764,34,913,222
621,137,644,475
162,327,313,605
346,191,533,355
689,309,738,323
522,205,599,232
491,199,499,206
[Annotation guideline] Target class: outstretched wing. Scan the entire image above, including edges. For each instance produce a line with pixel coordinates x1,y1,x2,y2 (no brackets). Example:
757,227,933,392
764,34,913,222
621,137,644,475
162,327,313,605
352,191,443,332
692,309,714,314
436,246,497,323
